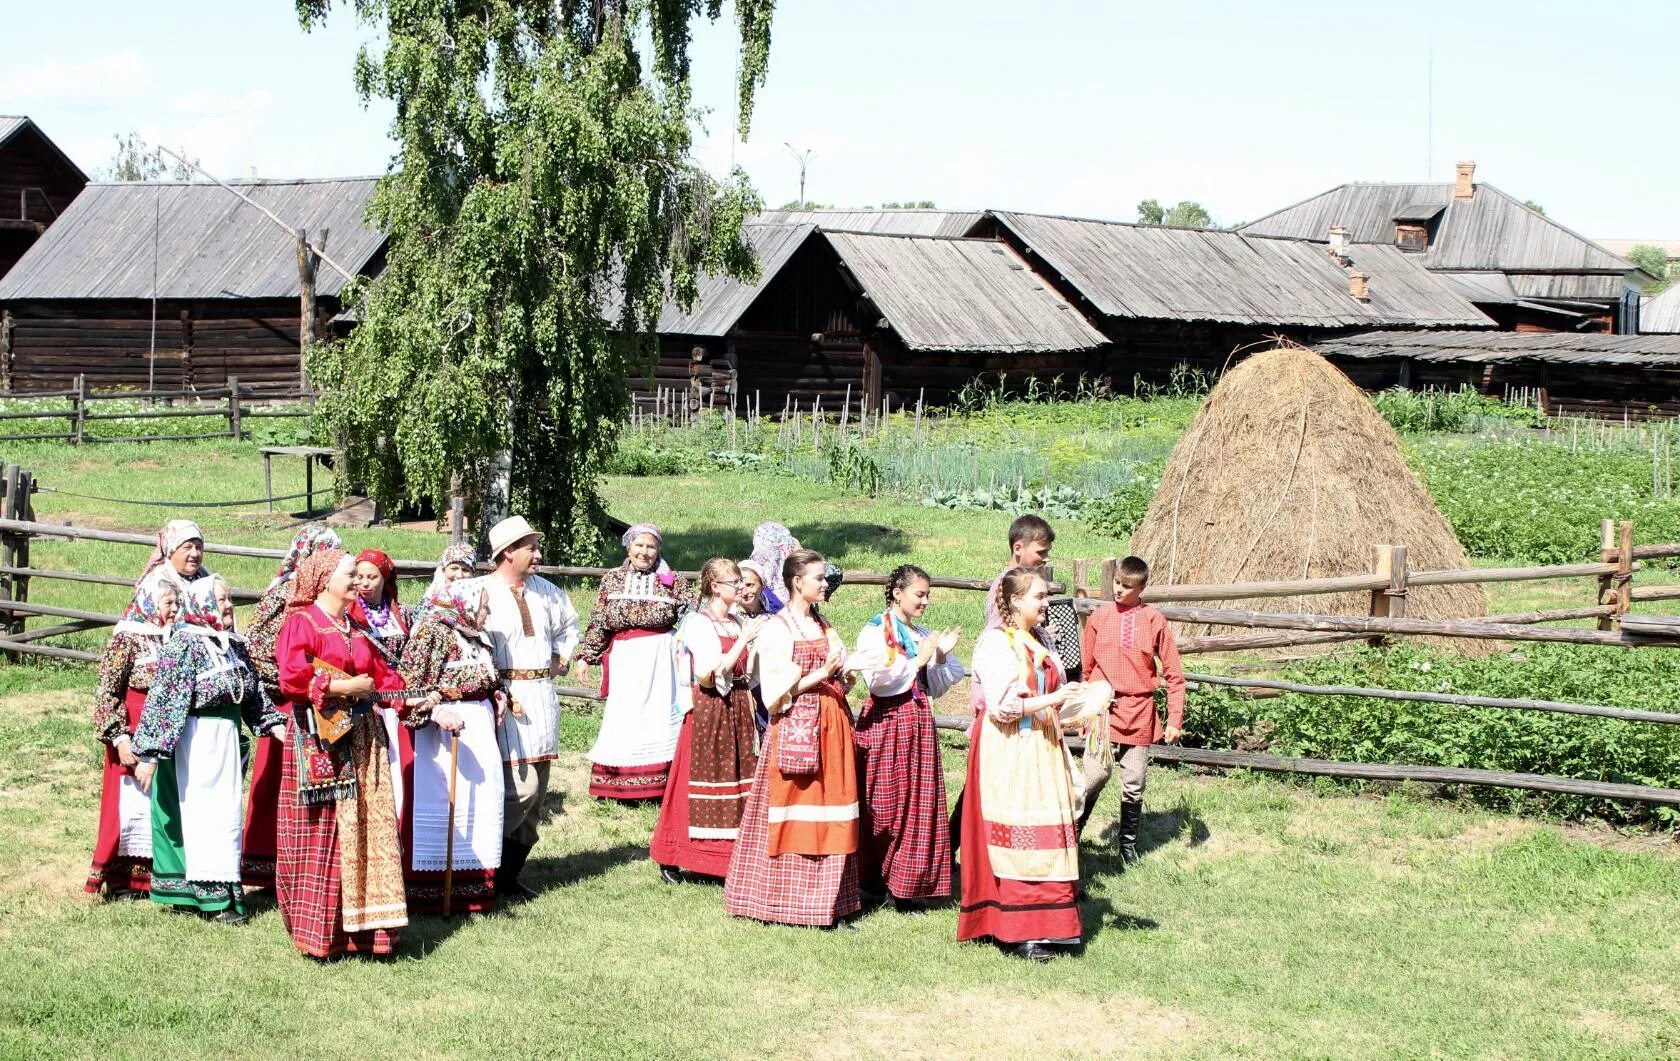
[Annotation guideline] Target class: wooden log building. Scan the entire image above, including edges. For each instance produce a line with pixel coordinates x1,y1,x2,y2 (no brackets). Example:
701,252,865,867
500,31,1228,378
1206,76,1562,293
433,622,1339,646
0,177,386,392
1316,330,1680,419
0,117,87,283
1239,162,1651,333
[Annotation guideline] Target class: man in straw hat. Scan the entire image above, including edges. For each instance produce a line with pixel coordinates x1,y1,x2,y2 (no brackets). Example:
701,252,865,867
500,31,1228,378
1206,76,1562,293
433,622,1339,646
480,515,579,901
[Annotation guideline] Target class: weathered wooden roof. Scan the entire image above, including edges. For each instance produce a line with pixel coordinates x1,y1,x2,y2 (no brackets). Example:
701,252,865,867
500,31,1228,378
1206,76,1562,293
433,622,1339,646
1318,329,1680,366
755,209,983,238
824,232,1106,353
647,223,821,336
1642,286,1680,334
0,178,385,301
0,115,89,184
988,211,1491,328
1240,183,1634,275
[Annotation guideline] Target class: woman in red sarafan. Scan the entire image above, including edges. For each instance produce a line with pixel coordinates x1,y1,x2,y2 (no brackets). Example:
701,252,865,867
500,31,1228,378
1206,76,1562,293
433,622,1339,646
242,522,341,889
851,564,965,911
274,548,411,959
650,558,763,882
958,566,1086,962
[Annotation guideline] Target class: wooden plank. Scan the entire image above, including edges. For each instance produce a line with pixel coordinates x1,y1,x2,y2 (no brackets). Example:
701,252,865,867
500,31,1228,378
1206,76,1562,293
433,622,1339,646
1184,671,1680,726
1152,604,1638,646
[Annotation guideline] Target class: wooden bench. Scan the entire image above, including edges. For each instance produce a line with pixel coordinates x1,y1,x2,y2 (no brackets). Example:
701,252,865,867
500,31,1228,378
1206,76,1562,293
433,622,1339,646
260,446,335,514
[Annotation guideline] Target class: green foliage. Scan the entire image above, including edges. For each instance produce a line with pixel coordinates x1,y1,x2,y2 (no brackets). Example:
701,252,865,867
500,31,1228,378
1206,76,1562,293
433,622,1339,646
1371,386,1546,433
1187,644,1680,824
824,441,882,496
297,0,776,559
1082,466,1165,540
98,132,197,181
1410,434,1680,563
878,200,936,209
1137,197,1213,228
921,483,1087,519
776,199,831,210
1629,243,1673,286
1521,199,1546,215
602,435,706,476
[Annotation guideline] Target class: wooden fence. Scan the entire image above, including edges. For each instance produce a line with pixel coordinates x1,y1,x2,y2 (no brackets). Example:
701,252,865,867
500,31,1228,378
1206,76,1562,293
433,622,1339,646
1,465,1678,808
0,375,315,445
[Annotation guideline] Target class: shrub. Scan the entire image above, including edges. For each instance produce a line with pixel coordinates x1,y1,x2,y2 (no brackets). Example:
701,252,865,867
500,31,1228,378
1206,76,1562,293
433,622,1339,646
1185,644,1680,824
604,436,706,476
1372,386,1546,433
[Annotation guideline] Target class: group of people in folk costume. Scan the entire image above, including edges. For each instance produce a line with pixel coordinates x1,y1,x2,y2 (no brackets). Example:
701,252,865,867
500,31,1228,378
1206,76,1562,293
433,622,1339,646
86,510,1185,963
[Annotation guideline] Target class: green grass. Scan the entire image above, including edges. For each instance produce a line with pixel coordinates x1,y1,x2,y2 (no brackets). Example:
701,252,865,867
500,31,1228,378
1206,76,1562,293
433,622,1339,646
5,437,1680,1055
1,686,1677,1057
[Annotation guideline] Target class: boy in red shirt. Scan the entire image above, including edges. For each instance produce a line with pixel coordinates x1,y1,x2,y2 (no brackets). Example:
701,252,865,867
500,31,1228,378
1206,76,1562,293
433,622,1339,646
1076,555,1184,867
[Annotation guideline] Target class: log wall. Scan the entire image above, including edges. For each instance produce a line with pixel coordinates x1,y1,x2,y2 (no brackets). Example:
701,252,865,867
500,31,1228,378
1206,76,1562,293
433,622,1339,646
2,299,324,392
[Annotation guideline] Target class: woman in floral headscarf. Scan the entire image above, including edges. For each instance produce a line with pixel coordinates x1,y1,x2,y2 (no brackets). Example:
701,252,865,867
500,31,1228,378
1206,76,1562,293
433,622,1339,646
133,575,283,923
747,523,800,616
274,548,410,959
397,575,505,914
243,522,340,888
86,580,179,899
351,548,414,835
575,523,690,801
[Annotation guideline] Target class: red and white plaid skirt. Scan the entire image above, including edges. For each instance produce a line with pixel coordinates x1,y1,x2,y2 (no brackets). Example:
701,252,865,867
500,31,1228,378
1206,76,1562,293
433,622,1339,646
855,686,951,900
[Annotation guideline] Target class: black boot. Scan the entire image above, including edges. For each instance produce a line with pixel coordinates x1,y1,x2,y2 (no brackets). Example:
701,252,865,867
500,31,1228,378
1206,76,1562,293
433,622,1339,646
497,840,538,901
1118,800,1143,868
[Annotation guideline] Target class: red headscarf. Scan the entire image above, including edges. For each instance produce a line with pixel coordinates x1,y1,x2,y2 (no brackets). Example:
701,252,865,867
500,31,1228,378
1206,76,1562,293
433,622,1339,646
351,548,406,633
285,548,349,619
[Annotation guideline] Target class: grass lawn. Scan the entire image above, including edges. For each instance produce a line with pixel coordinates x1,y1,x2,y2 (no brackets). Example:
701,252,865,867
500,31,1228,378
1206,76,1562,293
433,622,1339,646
4,439,1680,1055
1,676,1677,1058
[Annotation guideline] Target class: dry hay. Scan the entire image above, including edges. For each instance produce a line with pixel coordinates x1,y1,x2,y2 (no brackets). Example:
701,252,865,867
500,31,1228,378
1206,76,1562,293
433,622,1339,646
1129,343,1489,654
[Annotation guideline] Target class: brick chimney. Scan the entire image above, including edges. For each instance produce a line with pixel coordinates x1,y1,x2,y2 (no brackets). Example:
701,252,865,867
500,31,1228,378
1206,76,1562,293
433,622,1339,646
1328,226,1351,265
1348,271,1371,302
1454,160,1476,200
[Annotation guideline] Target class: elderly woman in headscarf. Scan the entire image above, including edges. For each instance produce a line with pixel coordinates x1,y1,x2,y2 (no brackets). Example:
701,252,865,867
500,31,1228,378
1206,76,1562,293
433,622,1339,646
273,548,410,959
747,523,800,616
243,522,341,889
397,573,505,914
574,523,691,802
86,579,179,899
133,575,283,924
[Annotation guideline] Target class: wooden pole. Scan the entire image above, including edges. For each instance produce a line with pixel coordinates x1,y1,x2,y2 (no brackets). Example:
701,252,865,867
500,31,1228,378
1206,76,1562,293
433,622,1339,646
1367,544,1394,647
297,232,319,390
443,732,459,919
1098,557,1118,601
179,309,195,393
1616,520,1634,619
14,469,32,638
1597,518,1617,630
1151,604,1642,647
72,375,86,445
227,375,242,440
0,465,15,656
0,309,12,394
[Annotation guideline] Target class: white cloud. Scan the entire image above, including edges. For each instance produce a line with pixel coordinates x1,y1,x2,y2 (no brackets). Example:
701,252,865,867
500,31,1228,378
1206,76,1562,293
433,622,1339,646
0,52,153,105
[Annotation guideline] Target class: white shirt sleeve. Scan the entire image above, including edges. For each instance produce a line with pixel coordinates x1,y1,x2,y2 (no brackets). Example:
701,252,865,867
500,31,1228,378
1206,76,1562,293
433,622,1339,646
756,616,799,713
923,639,967,701
548,584,579,663
678,613,727,689
855,623,915,698
972,629,1027,723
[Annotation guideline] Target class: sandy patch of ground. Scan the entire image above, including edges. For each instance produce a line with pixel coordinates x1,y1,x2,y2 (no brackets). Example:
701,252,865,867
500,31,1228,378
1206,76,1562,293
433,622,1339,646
793,988,1216,1060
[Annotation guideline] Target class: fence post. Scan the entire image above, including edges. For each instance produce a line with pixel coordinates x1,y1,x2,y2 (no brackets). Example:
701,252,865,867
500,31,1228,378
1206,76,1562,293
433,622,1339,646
15,468,32,635
72,374,86,444
1616,520,1635,622
0,308,12,394
449,472,466,544
1368,544,1395,646
1385,545,1409,619
1597,519,1617,630
1098,557,1118,601
227,376,243,440
0,465,20,650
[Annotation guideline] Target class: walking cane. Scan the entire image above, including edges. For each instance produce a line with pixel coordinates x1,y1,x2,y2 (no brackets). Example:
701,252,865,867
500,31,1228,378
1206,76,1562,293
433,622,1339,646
443,732,460,919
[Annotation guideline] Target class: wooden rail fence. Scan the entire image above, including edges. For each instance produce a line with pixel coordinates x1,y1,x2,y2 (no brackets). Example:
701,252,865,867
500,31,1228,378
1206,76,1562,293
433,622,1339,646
1,465,1677,808
0,376,315,445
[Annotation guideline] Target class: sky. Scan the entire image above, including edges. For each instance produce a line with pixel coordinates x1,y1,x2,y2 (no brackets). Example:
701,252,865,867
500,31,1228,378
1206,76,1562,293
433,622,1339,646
6,0,1677,238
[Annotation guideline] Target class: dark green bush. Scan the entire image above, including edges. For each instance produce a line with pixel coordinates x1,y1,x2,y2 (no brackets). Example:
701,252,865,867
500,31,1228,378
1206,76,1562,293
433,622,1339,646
1185,644,1680,824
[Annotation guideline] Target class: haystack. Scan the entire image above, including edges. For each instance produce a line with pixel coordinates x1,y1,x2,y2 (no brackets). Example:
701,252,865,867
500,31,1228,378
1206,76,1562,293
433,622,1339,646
1129,343,1489,654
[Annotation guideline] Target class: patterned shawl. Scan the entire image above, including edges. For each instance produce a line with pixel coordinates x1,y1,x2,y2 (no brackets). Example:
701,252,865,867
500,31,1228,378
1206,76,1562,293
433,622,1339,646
749,522,800,614
285,549,350,619
424,542,477,601
268,523,341,591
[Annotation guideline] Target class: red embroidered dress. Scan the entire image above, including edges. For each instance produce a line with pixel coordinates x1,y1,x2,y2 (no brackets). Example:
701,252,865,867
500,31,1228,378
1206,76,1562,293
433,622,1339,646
275,604,409,958
958,626,1081,946
86,631,163,895
650,612,758,878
